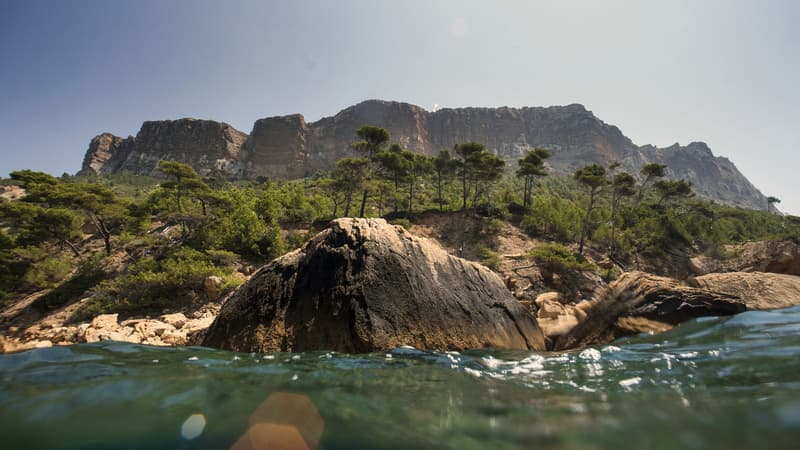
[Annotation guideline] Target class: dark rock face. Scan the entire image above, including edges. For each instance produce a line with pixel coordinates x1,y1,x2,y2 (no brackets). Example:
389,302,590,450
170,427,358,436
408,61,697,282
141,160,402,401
79,100,767,209
554,271,746,350
202,218,545,353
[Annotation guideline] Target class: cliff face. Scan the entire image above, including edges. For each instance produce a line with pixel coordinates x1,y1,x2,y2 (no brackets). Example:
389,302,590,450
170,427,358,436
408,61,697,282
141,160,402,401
78,100,766,209
78,118,248,177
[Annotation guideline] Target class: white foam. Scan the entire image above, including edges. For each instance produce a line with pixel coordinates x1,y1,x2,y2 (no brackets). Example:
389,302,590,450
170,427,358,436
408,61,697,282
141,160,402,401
579,348,602,361
464,367,482,378
619,377,641,388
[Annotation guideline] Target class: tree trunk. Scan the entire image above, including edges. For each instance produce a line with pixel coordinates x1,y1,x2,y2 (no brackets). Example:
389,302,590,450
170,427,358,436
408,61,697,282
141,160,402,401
62,239,80,257
176,177,183,213
437,173,443,212
344,191,352,217
636,175,651,206
394,174,399,213
578,189,596,255
409,172,415,214
462,168,468,210
610,192,618,256
359,188,368,217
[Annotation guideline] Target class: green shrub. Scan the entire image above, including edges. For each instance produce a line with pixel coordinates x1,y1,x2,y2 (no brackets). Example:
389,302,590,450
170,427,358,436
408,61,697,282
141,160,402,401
32,254,106,312
75,247,233,319
521,196,583,242
481,217,504,235
478,245,500,271
21,252,73,291
389,218,412,230
529,243,593,273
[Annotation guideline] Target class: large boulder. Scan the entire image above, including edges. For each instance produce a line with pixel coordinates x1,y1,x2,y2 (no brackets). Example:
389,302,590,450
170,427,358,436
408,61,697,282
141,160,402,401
691,272,800,310
202,218,545,353
554,271,746,350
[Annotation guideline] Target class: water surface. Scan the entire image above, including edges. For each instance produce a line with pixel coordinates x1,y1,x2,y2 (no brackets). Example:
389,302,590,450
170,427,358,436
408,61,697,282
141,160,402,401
2,306,800,449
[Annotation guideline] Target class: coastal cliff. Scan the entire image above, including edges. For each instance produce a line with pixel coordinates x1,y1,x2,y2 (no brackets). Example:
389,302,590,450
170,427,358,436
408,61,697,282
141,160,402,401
78,100,768,210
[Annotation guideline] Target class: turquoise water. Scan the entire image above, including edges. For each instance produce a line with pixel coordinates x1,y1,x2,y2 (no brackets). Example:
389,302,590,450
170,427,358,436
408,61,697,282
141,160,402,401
2,306,800,450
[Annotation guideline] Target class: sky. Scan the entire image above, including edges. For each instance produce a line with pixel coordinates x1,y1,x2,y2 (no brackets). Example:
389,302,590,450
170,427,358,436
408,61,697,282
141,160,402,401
1,0,798,214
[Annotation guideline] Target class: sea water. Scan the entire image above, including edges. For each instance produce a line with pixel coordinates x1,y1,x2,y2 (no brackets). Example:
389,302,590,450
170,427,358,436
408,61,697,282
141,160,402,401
2,306,800,449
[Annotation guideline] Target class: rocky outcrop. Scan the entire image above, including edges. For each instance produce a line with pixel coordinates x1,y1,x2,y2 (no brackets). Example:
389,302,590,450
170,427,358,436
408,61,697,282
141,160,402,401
202,218,545,353
554,271,746,350
689,240,800,276
78,100,767,209
242,114,310,179
691,272,800,310
0,305,220,353
625,142,766,210
78,118,248,177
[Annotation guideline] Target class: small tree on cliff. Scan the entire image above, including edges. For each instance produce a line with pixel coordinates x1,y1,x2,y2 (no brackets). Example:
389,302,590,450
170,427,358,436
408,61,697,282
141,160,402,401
767,196,781,214
433,150,458,211
654,179,694,206
575,164,607,255
11,170,133,256
636,162,667,204
402,151,433,214
0,201,83,257
516,148,551,209
609,171,637,256
332,157,370,217
351,126,390,217
453,142,485,210
158,161,205,213
374,144,410,213
472,152,505,208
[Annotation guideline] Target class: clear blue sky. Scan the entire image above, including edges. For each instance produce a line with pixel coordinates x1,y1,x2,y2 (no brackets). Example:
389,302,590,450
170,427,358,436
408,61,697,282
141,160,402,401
1,0,798,214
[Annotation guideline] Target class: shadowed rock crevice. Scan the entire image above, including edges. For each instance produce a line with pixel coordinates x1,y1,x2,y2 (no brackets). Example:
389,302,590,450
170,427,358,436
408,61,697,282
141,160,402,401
202,218,545,353
554,271,746,350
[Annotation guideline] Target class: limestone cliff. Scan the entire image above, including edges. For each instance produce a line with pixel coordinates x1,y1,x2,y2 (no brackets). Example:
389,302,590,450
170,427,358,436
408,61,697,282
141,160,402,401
78,100,767,209
78,118,248,177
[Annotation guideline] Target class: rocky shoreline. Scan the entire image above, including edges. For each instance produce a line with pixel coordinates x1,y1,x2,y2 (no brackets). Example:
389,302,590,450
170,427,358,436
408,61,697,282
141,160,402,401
2,218,800,354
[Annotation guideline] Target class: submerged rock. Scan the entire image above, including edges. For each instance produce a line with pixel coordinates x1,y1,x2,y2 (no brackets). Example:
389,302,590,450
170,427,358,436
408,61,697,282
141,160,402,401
691,272,800,310
554,271,745,350
202,218,545,353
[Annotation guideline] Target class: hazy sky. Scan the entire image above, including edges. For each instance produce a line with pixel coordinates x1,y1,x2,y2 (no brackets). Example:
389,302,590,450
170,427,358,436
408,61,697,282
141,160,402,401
1,0,798,213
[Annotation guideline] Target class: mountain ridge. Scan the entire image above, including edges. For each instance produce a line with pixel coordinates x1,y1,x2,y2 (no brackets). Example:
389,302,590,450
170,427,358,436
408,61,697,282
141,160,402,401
78,99,767,210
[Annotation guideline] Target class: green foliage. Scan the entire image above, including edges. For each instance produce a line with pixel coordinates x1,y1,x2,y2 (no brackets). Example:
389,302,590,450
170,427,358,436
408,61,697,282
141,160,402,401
31,255,106,312
388,217,412,230
529,243,593,273
517,148,551,209
2,132,799,321
521,195,583,242
352,125,390,157
77,247,237,319
478,245,500,271
482,217,505,235
654,179,694,205
18,249,73,292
